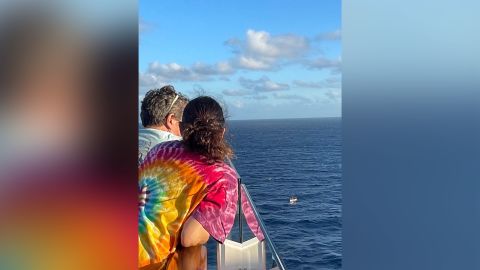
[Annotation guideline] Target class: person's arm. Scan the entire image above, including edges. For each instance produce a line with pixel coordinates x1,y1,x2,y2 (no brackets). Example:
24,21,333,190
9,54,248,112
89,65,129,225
181,216,210,247
183,166,238,247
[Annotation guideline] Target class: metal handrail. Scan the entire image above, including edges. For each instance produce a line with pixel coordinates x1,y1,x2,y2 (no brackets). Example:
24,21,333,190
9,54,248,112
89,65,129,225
226,159,243,243
226,159,287,270
242,184,287,270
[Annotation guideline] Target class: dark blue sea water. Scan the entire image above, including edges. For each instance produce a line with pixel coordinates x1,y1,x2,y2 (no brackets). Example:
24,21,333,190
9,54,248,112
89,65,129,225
206,117,342,270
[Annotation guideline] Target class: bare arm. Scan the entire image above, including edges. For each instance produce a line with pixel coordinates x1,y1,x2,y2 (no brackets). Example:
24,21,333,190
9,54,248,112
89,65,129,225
181,216,210,247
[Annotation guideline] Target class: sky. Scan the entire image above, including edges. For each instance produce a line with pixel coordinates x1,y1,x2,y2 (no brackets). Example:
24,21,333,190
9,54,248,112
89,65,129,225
139,0,341,120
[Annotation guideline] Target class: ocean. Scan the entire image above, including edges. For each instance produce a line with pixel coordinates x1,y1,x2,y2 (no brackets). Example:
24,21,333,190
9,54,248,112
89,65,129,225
206,117,342,270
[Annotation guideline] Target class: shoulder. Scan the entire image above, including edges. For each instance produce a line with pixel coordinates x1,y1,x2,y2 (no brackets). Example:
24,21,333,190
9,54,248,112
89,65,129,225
216,163,238,180
139,128,181,144
138,128,159,142
202,162,238,187
143,140,185,163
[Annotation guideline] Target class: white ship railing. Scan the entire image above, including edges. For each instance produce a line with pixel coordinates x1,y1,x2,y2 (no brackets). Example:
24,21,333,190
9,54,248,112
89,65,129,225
224,159,287,270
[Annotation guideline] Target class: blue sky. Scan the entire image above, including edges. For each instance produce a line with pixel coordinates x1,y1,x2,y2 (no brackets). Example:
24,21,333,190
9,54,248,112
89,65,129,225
139,0,341,120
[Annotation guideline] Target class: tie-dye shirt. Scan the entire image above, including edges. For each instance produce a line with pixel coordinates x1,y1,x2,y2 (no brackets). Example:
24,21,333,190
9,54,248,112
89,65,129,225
138,140,238,269
138,128,182,165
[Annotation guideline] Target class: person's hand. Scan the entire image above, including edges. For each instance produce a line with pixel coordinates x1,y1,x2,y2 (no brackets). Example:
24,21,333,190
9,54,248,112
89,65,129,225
139,185,147,210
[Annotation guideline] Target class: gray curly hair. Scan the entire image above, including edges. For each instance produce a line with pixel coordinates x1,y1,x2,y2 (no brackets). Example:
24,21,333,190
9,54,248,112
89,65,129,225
140,85,189,127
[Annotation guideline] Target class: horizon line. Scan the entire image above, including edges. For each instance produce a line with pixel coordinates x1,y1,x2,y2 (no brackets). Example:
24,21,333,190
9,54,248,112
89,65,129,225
227,116,342,121
138,116,342,125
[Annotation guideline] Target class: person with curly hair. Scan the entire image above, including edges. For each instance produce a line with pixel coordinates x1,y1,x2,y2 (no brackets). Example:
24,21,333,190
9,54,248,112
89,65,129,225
139,85,189,164
138,96,237,269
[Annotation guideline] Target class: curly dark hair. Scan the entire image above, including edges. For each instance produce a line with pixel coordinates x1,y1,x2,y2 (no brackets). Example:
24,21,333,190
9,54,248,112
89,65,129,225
140,85,189,127
180,96,234,164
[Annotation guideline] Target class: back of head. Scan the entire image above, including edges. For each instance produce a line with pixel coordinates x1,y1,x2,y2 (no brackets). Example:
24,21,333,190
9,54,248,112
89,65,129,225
140,85,188,128
181,96,233,164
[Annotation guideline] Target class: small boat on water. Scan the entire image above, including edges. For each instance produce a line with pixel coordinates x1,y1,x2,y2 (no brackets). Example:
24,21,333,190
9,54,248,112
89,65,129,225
289,196,298,205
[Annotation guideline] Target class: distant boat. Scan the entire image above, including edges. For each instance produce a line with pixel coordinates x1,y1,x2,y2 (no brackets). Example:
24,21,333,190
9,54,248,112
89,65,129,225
289,196,298,205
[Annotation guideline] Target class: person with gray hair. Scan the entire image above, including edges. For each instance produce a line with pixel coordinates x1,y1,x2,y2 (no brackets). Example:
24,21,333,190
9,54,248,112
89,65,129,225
138,85,189,164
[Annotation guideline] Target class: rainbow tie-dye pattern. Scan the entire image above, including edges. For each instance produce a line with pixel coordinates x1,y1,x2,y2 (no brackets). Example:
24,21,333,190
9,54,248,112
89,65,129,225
138,141,238,269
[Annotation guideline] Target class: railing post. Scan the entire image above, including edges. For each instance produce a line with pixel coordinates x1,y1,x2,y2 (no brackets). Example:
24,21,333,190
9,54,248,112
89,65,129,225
238,177,243,243
241,184,287,270
226,158,287,269
227,158,243,243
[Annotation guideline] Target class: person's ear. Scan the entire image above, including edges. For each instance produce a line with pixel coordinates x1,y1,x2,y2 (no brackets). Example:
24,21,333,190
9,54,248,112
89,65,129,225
165,114,174,129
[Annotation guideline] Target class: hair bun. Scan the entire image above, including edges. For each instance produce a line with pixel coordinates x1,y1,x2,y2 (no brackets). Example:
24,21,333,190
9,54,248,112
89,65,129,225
180,96,233,164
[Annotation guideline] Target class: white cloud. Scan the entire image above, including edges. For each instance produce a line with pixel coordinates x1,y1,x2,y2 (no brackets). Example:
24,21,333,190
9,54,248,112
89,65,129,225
305,56,341,70
139,72,167,88
244,29,309,58
192,61,234,75
222,89,254,96
273,93,312,103
235,56,271,70
140,29,341,88
293,77,341,89
293,80,325,88
228,29,310,70
239,76,290,92
140,61,233,87
148,62,193,79
246,95,268,100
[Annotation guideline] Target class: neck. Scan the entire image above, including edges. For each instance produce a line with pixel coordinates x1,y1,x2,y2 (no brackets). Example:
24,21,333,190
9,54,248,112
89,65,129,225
145,125,169,132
